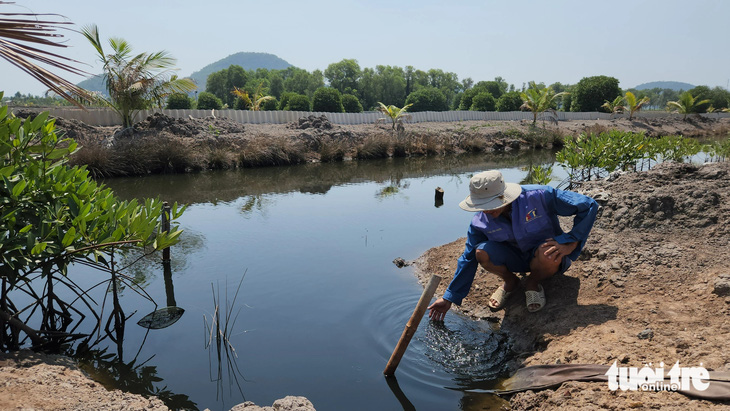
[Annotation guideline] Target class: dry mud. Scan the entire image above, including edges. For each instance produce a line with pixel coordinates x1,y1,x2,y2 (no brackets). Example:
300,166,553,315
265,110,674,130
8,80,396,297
414,161,730,410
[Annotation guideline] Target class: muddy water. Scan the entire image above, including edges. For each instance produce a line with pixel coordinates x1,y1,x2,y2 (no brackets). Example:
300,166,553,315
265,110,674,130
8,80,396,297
79,151,557,410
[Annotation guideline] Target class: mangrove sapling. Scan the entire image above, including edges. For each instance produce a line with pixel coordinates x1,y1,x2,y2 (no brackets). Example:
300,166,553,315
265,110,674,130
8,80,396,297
0,103,185,351
521,163,554,185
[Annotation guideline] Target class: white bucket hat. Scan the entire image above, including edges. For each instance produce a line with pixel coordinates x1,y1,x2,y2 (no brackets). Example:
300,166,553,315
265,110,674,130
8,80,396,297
459,170,521,212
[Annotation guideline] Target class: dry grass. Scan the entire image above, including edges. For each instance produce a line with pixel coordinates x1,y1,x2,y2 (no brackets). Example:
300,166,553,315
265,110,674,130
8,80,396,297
207,148,237,170
356,134,391,159
318,138,348,162
237,135,306,167
70,135,206,176
458,135,488,153
70,141,121,178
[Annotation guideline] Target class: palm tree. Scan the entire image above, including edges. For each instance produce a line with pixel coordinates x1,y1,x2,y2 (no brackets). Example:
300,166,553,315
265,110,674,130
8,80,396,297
601,96,625,116
520,82,568,125
0,3,93,106
624,91,650,120
81,24,196,129
666,92,711,120
377,102,413,130
231,82,275,111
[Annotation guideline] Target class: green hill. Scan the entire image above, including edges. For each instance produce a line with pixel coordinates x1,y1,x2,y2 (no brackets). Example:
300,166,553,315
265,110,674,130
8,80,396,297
633,81,695,91
76,74,106,96
76,52,293,96
188,52,292,91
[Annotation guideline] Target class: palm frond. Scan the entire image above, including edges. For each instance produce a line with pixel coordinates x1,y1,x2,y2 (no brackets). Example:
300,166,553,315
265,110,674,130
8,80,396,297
0,4,93,106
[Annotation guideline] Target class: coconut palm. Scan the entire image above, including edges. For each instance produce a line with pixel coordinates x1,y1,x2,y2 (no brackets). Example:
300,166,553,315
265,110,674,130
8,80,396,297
666,92,711,120
624,91,650,120
231,82,275,111
81,24,196,129
520,82,568,125
377,102,413,130
0,3,93,106
601,96,625,116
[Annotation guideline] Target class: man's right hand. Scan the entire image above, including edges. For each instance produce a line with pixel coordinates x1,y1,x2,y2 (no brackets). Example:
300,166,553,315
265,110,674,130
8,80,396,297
427,298,452,322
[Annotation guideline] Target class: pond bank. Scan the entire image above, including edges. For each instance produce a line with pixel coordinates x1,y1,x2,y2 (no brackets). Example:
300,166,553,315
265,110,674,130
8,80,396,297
0,350,316,410
44,111,730,178
413,161,730,409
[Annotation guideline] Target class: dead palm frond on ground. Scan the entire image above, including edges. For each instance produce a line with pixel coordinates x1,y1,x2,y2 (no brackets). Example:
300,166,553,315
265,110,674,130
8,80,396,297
0,2,93,106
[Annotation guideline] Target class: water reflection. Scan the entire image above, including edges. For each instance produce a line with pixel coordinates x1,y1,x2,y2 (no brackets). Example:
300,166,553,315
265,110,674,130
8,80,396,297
75,344,197,410
384,376,416,411
102,151,557,205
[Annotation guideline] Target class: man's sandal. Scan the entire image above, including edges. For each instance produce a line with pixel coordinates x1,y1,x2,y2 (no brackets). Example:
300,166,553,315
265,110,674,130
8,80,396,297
488,285,513,310
525,285,546,312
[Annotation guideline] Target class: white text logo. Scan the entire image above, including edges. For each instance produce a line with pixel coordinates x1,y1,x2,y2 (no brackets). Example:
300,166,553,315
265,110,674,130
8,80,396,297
605,361,709,392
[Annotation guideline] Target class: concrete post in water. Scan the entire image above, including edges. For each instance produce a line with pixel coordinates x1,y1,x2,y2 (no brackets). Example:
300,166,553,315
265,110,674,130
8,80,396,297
384,274,442,377
161,201,171,263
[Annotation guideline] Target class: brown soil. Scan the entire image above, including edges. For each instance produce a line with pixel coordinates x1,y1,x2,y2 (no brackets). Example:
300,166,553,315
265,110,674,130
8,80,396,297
414,161,730,410
0,350,168,410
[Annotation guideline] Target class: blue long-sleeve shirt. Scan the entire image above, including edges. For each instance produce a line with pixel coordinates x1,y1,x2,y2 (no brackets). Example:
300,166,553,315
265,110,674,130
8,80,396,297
443,185,598,305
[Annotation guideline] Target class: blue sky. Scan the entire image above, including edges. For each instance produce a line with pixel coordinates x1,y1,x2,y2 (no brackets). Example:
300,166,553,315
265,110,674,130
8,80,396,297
3,0,729,96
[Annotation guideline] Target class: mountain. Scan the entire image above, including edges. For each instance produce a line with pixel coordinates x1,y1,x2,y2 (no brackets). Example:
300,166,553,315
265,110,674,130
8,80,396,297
76,52,293,96
188,52,292,91
76,74,106,96
633,81,695,91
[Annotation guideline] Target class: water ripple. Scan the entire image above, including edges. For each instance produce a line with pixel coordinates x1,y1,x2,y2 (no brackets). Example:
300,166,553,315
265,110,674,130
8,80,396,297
363,290,512,388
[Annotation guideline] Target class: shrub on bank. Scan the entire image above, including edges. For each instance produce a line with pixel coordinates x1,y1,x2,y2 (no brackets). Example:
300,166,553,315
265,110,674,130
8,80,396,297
470,92,496,111
197,92,223,110
496,92,523,112
342,94,363,113
166,93,192,109
279,92,296,110
312,87,344,113
287,94,311,111
260,98,279,111
405,87,448,112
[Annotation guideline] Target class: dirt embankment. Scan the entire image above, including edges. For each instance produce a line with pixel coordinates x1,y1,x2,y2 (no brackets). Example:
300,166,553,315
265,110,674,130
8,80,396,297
414,161,730,410
43,112,730,177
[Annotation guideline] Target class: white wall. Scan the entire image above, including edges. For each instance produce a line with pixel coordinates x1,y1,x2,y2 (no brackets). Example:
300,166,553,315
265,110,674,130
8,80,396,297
14,107,730,127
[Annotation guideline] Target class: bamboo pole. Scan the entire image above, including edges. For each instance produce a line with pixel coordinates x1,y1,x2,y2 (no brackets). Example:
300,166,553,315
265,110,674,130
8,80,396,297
383,274,441,376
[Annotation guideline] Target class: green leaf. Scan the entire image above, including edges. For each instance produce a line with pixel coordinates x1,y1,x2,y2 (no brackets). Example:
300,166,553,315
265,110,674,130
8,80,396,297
12,179,26,197
31,241,48,255
30,112,50,130
19,224,33,234
62,227,77,247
